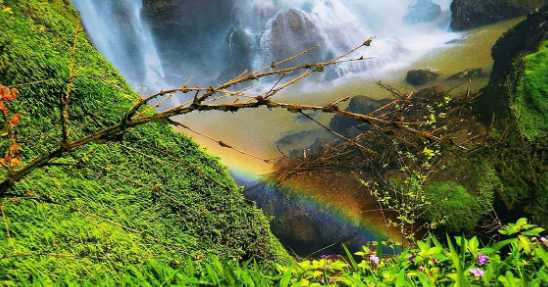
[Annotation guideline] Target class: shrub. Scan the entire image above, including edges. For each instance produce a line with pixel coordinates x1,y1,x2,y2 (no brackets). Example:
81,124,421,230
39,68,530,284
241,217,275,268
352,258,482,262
425,181,483,232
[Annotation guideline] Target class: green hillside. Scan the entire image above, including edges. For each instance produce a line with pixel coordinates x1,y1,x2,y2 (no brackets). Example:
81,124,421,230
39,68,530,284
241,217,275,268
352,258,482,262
0,0,284,283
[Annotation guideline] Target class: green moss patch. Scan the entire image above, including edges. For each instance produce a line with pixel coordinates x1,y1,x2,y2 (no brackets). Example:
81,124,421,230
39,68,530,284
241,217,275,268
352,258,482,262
513,40,548,140
425,181,483,232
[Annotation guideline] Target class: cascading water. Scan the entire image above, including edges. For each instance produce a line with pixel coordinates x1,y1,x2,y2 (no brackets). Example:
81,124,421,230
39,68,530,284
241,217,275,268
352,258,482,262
239,0,456,78
74,0,456,93
73,0,165,92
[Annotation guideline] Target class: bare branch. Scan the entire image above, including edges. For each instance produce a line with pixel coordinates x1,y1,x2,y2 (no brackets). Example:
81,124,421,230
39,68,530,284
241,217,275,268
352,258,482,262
1,38,453,195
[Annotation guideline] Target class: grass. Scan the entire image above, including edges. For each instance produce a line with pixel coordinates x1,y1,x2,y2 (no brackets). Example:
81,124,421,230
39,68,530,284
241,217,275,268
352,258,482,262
0,0,286,283
5,218,547,286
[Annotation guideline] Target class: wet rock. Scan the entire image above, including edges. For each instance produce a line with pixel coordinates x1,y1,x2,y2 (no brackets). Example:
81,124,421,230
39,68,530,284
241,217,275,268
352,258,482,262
475,6,548,227
405,0,442,24
218,27,254,82
265,9,327,66
450,0,545,31
243,182,386,256
447,68,484,81
477,5,548,137
414,86,446,98
445,37,467,44
329,96,392,137
277,129,335,159
406,68,440,85
308,138,332,156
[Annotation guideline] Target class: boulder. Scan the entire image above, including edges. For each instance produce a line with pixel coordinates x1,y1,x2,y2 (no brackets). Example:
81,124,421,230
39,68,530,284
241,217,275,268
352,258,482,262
329,96,392,137
406,68,439,85
473,6,548,227
450,0,546,30
477,5,547,140
447,68,484,81
405,0,442,24
265,9,327,66
217,27,254,82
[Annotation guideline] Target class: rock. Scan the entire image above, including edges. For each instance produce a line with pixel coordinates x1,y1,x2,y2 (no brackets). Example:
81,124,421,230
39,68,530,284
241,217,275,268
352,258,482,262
265,9,327,66
329,96,392,137
217,27,254,82
308,138,332,156
474,6,548,228
447,68,484,81
414,86,446,98
405,0,442,24
406,68,439,85
450,0,546,31
477,5,548,139
277,129,335,159
446,37,467,45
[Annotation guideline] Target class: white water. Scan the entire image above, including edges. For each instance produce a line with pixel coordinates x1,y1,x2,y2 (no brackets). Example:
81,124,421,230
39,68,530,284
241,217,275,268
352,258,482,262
240,0,457,77
73,0,457,93
73,0,165,91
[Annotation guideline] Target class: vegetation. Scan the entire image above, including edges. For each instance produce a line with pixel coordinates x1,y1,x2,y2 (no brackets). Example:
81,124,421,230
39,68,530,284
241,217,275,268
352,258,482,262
0,0,285,281
0,0,546,285
424,181,482,233
513,40,548,140
2,218,545,286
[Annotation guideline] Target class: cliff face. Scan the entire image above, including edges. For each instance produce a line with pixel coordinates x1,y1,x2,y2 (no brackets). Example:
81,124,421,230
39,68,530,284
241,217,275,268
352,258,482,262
478,5,547,140
475,6,547,226
0,0,284,282
450,0,546,30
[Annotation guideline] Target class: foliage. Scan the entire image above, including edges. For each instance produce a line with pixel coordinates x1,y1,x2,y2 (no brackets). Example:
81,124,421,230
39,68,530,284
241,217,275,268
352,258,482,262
2,218,546,286
424,181,483,233
373,169,430,241
0,0,286,281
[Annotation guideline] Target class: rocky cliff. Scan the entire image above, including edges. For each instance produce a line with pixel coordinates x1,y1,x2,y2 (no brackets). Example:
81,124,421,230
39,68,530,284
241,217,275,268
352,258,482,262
451,0,546,30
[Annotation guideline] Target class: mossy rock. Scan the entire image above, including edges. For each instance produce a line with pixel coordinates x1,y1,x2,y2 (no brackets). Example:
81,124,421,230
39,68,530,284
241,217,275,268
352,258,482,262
424,181,483,233
512,40,548,140
0,0,286,283
477,6,547,141
472,7,547,228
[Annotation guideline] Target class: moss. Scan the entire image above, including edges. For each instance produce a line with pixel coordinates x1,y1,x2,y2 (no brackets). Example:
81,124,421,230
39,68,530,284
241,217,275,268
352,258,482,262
472,162,501,211
425,181,483,233
0,0,286,282
512,40,548,140
529,172,548,224
473,7,547,228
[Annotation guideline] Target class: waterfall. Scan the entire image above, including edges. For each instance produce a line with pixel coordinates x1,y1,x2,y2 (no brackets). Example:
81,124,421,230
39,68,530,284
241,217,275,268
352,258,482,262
74,0,456,92
73,0,165,92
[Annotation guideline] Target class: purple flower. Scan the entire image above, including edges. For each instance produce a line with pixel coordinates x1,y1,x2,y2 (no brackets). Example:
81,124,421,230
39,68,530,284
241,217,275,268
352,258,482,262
369,254,380,265
470,268,485,279
477,254,489,266
540,237,548,248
